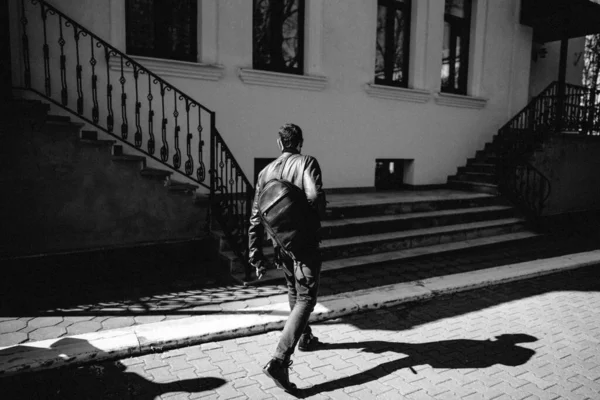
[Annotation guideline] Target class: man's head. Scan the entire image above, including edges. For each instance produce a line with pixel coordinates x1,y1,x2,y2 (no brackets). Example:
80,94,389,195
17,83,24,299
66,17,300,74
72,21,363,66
277,123,303,152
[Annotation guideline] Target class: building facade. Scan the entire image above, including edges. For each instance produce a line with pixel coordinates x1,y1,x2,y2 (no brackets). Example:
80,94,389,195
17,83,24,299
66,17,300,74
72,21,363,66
8,0,585,190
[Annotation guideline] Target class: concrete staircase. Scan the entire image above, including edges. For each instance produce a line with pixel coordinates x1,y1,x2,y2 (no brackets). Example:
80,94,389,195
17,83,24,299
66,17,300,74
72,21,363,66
1,99,209,259
448,141,501,194
217,190,540,282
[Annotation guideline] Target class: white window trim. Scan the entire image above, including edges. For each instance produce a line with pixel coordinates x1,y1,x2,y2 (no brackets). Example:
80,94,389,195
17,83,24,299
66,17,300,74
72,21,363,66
109,0,223,81
239,0,328,90
434,92,487,109
365,84,431,103
109,55,224,81
238,68,327,91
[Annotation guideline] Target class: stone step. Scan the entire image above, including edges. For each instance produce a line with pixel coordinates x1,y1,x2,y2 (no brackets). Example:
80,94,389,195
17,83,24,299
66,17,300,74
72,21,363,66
326,192,500,219
167,181,199,193
461,162,496,174
140,168,173,180
450,172,498,184
447,179,499,195
112,154,146,163
216,205,517,251
221,218,528,272
233,231,542,284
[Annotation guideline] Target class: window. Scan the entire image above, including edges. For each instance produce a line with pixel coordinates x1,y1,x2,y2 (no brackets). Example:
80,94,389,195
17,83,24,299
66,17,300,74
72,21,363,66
441,0,472,94
375,0,411,87
126,0,197,62
253,0,305,75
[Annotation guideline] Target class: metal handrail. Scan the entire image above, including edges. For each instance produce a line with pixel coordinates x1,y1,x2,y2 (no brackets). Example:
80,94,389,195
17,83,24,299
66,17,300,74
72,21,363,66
17,0,255,278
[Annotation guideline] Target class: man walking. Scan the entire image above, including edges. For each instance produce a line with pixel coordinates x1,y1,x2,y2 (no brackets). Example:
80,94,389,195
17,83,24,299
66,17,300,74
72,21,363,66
248,123,326,392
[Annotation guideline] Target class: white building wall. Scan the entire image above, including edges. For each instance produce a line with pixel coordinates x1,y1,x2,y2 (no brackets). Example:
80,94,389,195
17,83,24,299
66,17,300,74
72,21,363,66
9,0,580,189
529,37,587,99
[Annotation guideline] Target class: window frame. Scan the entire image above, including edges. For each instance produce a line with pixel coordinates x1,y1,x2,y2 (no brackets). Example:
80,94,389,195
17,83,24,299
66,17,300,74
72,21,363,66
441,0,472,95
375,0,412,88
252,0,306,75
125,0,198,63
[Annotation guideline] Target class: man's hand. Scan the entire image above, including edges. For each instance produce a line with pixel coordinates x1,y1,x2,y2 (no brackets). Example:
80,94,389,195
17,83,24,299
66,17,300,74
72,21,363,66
251,258,267,280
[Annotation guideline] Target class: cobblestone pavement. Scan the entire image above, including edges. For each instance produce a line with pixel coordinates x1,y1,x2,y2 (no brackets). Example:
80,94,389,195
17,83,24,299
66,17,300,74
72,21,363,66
1,234,599,347
3,263,600,399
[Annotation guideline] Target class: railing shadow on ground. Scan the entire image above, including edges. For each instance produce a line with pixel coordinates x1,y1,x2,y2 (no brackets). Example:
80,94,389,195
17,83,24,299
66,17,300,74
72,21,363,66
296,334,537,397
0,337,226,399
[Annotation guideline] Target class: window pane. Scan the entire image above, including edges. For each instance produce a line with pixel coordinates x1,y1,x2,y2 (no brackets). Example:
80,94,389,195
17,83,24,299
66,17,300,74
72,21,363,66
126,0,197,62
441,21,451,88
375,0,410,86
253,0,303,73
454,35,462,90
375,5,387,81
445,0,465,18
126,0,156,57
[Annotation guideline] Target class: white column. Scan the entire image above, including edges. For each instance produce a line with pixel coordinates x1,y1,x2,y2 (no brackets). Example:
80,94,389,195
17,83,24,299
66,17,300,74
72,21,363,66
109,0,126,53
200,0,218,64
408,0,429,89
468,0,489,97
304,0,324,75
424,0,445,93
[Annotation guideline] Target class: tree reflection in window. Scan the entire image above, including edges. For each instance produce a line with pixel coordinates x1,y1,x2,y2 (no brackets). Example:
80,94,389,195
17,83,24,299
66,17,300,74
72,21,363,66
126,0,197,62
253,0,305,74
375,0,411,87
441,0,471,94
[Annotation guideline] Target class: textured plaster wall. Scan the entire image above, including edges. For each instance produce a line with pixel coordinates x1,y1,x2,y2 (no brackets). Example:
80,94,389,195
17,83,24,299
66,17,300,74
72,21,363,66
0,113,207,256
7,0,580,189
532,135,600,216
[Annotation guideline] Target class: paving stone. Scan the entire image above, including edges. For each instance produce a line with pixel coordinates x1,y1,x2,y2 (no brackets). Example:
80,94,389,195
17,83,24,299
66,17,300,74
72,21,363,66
26,317,64,329
101,317,136,330
28,326,67,341
0,319,26,333
0,332,28,346
66,321,103,335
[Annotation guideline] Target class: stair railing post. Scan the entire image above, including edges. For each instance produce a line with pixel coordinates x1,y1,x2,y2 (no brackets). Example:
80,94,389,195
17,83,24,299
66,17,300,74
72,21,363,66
207,111,216,233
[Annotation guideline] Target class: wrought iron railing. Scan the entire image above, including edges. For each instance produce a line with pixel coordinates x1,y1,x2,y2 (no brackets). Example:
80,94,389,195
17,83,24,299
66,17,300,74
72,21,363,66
15,0,254,278
496,83,557,217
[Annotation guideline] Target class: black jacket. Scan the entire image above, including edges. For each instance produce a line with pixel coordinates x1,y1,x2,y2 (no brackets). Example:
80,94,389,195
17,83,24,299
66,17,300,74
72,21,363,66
248,150,326,268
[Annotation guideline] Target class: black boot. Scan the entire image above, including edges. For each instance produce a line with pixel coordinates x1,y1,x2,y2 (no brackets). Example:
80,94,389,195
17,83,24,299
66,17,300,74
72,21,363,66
298,332,321,352
263,358,297,392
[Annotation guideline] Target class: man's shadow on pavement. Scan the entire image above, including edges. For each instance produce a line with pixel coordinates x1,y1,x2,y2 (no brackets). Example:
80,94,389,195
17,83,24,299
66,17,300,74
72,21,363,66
2,338,226,399
297,333,537,397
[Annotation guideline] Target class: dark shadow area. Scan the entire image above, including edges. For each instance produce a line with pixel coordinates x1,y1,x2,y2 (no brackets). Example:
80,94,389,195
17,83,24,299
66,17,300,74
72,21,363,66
0,338,226,400
298,334,537,397
3,231,599,318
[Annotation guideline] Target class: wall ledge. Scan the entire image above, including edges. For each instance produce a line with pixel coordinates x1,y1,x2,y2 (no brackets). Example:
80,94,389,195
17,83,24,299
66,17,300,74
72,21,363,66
434,92,488,109
237,68,328,91
364,84,431,103
108,55,225,81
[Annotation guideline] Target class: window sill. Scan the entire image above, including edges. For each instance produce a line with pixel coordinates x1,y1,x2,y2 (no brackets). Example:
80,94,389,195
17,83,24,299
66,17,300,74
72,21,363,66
364,84,431,103
238,68,328,91
108,55,225,81
434,92,487,109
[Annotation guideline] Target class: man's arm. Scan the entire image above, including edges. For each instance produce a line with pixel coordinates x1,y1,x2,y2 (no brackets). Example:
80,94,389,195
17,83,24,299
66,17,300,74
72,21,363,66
248,173,267,277
303,157,326,219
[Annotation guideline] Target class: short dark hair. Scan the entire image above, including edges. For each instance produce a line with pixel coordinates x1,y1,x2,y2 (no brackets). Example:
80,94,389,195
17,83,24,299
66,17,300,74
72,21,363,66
278,123,303,149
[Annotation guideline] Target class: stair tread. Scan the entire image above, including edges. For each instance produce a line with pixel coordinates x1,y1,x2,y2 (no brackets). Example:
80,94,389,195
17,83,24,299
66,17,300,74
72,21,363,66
221,218,527,260
322,205,513,227
228,232,542,280
113,155,145,161
324,217,525,247
448,178,498,187
141,168,172,175
327,190,494,208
